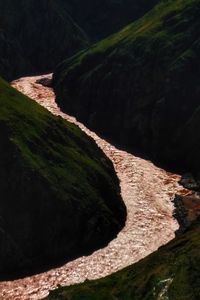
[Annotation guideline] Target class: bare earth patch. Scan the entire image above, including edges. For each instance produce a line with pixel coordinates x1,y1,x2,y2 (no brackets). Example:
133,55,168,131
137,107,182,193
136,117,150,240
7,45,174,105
0,75,189,300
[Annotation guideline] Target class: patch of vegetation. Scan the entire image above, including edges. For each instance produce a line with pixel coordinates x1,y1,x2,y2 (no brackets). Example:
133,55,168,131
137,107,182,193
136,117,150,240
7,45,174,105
45,219,200,300
53,0,200,172
0,77,126,278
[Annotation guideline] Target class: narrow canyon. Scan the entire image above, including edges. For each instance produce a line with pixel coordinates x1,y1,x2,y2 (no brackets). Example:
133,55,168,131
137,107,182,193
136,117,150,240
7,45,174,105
0,74,189,300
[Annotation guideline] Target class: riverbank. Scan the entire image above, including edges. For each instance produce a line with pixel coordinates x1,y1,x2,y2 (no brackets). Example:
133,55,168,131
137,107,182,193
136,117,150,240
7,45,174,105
0,74,190,300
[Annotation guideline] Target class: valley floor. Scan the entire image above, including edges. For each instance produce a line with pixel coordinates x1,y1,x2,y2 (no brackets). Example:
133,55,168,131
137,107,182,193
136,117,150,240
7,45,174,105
0,75,190,300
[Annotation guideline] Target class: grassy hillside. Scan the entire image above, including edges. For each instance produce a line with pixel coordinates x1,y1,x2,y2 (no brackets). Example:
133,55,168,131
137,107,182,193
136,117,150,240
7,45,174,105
0,78,126,278
0,0,89,80
45,219,200,300
53,0,200,172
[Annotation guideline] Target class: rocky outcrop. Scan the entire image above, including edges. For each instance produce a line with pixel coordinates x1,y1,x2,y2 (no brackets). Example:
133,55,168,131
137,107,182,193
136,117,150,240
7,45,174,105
53,0,200,173
173,195,189,234
180,174,200,191
0,77,126,278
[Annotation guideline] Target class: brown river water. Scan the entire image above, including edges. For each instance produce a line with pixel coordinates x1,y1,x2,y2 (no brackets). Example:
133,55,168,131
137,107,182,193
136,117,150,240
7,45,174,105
0,74,190,299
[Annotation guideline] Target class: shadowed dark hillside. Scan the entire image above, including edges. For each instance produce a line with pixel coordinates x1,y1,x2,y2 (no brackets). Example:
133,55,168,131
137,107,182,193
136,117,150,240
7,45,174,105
0,0,89,80
0,0,160,81
64,0,159,40
53,0,200,173
0,78,126,278
45,219,200,300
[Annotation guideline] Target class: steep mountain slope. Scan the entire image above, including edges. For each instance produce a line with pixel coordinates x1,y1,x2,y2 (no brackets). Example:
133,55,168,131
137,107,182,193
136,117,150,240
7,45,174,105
64,0,159,40
0,0,88,80
46,219,200,300
0,0,161,81
0,77,126,277
53,0,200,172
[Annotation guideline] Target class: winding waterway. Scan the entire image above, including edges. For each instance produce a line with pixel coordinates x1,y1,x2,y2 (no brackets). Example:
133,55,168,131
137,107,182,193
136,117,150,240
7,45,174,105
0,74,189,299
